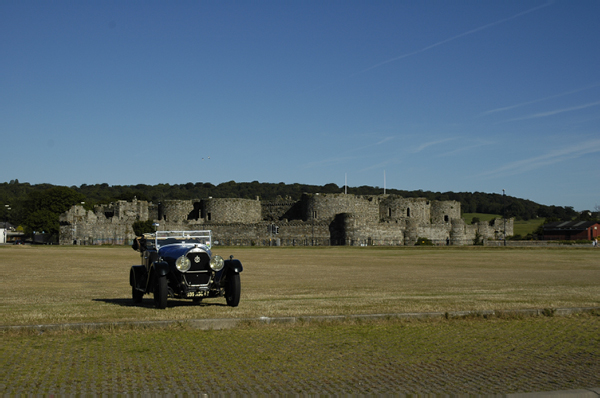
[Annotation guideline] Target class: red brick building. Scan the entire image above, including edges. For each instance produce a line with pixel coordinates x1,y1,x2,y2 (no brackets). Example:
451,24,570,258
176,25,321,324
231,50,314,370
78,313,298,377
542,221,600,241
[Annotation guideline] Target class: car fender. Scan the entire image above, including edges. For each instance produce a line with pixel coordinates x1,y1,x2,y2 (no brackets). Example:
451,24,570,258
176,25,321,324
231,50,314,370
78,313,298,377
152,261,170,277
130,265,147,290
224,259,243,273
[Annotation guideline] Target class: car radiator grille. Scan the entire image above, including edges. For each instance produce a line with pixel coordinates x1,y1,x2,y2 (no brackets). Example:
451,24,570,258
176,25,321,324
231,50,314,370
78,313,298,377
187,252,210,272
184,252,211,286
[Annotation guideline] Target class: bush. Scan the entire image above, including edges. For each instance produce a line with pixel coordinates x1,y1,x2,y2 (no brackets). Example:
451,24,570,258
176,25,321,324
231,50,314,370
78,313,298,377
415,237,433,246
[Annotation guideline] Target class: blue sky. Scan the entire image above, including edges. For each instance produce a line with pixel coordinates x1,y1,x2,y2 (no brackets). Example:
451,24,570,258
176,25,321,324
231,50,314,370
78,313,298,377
1,0,599,211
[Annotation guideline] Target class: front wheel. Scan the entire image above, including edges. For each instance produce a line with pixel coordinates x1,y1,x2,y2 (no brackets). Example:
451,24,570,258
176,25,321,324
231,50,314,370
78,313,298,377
225,273,241,307
132,286,143,304
154,276,168,309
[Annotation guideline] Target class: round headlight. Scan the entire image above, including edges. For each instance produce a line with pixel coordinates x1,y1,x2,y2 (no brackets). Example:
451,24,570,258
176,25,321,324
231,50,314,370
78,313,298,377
176,255,191,272
210,255,224,271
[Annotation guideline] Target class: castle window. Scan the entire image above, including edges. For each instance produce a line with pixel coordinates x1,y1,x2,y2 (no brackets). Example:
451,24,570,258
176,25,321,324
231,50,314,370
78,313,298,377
207,212,212,221
312,211,317,219
444,215,449,222
407,208,410,217
388,208,392,217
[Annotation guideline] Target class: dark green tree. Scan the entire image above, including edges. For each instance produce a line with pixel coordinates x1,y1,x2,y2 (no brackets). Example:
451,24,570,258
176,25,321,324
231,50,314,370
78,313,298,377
24,209,59,237
132,220,155,236
22,186,86,240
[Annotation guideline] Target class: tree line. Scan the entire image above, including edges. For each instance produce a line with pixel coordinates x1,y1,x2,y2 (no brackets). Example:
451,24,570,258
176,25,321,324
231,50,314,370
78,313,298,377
1,179,589,241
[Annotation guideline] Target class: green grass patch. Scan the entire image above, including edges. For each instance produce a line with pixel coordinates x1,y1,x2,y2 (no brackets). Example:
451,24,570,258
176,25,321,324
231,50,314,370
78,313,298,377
513,218,546,237
2,315,599,394
462,213,501,224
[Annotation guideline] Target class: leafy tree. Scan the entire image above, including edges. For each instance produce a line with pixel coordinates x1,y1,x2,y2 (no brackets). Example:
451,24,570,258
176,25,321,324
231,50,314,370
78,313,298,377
22,186,86,240
24,209,58,237
132,220,155,236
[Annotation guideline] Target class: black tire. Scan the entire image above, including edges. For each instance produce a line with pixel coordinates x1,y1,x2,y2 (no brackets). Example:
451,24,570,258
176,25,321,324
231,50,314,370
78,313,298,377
225,273,241,307
154,276,168,309
132,286,143,304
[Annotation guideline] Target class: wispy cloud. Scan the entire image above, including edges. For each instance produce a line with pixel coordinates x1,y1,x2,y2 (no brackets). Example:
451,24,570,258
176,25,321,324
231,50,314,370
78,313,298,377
355,1,553,75
413,137,459,153
359,136,465,172
479,82,600,116
505,101,600,122
476,139,600,178
436,140,495,158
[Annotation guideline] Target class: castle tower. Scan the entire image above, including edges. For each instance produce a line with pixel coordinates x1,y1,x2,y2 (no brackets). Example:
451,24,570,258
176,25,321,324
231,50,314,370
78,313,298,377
301,193,379,222
430,200,460,224
380,196,431,224
201,198,261,223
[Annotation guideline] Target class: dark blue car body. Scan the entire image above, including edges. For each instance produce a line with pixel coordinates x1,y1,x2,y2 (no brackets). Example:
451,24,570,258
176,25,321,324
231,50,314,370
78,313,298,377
130,230,242,309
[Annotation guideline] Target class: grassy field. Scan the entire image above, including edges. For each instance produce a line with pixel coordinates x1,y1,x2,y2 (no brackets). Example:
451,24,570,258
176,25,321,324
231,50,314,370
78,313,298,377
2,244,599,395
1,245,598,326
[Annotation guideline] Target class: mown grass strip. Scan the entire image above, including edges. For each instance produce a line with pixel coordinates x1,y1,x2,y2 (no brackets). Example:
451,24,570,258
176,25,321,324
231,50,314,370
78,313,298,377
2,314,598,395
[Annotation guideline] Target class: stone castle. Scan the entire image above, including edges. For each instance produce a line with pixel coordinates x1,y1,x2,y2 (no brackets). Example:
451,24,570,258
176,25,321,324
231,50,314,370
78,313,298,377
59,193,513,246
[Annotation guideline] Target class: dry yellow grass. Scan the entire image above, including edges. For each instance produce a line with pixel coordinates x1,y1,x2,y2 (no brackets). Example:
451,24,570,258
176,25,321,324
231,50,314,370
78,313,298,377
1,245,598,326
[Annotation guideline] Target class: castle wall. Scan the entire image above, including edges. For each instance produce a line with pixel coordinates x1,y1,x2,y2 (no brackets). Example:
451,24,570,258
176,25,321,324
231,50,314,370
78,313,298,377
415,224,453,244
151,220,332,246
58,193,514,247
201,198,261,223
342,214,405,246
476,218,514,240
59,202,138,245
261,199,299,221
431,200,461,224
380,196,431,224
450,219,470,245
303,193,380,222
159,200,198,222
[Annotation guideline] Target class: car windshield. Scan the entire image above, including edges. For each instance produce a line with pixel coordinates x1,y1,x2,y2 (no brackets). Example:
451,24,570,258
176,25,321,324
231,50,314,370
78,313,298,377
152,230,212,249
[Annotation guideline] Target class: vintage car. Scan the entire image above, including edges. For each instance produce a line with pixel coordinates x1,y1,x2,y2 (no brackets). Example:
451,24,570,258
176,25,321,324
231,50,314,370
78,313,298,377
130,230,243,309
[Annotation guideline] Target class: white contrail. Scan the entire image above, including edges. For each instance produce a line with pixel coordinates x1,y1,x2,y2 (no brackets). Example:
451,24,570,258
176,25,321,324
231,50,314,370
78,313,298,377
480,82,600,116
477,139,600,178
506,100,600,122
356,1,553,75
413,137,459,153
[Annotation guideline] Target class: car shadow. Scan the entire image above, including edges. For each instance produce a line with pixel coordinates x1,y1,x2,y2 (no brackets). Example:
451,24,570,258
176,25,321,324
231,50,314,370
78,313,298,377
93,298,228,309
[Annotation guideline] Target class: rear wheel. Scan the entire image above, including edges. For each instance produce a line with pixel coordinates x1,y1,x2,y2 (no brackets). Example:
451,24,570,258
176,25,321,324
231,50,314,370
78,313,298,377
225,273,241,307
154,276,168,309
